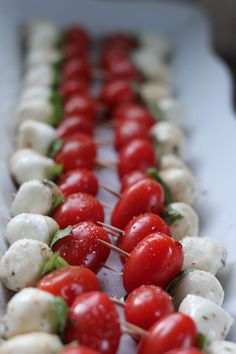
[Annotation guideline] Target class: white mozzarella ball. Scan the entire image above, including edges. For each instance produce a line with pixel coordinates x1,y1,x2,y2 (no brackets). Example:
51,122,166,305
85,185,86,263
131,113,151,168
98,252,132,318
179,295,233,340
160,154,187,171
167,202,199,240
159,97,185,126
10,149,56,185
6,213,59,245
27,19,59,48
20,85,51,101
140,82,171,104
18,120,56,155
138,32,171,60
159,168,197,205
170,269,224,308
206,340,236,354
17,97,53,124
0,333,63,354
26,48,61,67
0,240,53,291
151,121,185,156
23,64,53,87
11,179,62,216
181,236,227,275
3,288,58,338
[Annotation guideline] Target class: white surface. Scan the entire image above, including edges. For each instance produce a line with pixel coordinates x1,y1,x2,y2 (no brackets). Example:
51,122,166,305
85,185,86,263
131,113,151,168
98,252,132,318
0,0,235,350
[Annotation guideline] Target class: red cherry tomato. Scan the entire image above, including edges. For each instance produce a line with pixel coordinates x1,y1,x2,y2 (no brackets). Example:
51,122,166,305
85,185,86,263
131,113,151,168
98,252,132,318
65,26,90,50
62,42,89,60
61,346,101,354
52,193,104,229
118,213,171,263
121,170,148,192
164,349,204,354
36,266,99,305
105,57,139,80
52,222,110,272
105,33,136,51
62,58,91,81
125,285,174,330
57,168,98,197
118,139,157,178
55,133,96,172
138,313,198,354
64,94,97,121
113,103,156,128
123,232,183,293
57,116,94,139
100,80,136,109
115,120,151,151
65,291,121,354
59,79,90,103
111,178,164,229
101,47,128,69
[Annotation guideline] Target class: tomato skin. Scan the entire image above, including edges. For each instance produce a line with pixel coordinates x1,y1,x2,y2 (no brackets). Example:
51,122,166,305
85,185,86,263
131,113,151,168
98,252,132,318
57,168,98,197
121,170,148,192
65,291,121,354
61,346,101,354
118,139,157,178
52,222,110,272
138,313,198,354
100,80,136,109
101,47,128,69
115,120,151,151
64,94,97,121
62,58,92,81
123,232,183,293
55,133,96,172
36,266,99,305
59,79,90,103
118,213,171,263
113,103,156,128
164,349,204,354
57,116,94,138
105,33,136,51
52,193,104,229
105,57,139,81
65,26,90,51
111,178,164,229
125,285,174,330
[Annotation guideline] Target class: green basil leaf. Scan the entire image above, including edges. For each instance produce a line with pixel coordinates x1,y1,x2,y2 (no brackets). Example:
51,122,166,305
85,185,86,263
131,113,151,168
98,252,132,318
55,31,65,49
161,206,183,226
50,226,73,248
52,296,68,334
46,164,63,181
166,269,194,294
49,91,63,126
48,139,64,159
198,333,209,350
41,253,68,276
50,194,65,215
147,101,165,121
147,167,172,205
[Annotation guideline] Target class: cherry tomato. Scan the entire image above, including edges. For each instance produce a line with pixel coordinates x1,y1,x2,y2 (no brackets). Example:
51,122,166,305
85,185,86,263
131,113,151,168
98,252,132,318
55,133,96,172
65,26,90,51
138,313,198,354
59,79,90,103
62,58,91,81
125,285,174,330
123,232,183,293
57,168,98,197
61,346,101,354
100,80,136,109
118,139,157,178
113,103,156,128
118,213,171,263
52,193,104,228
65,291,121,354
101,47,128,69
105,57,139,80
115,120,151,151
64,94,97,121
36,266,99,305
164,349,204,354
105,33,136,51
52,222,110,272
111,178,164,229
121,170,148,192
57,116,94,138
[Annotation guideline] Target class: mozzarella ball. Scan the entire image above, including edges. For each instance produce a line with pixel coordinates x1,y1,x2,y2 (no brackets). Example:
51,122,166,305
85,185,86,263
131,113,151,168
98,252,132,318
159,97,185,126
25,48,61,67
3,288,58,338
151,121,185,156
160,154,187,171
10,149,56,185
159,167,197,205
170,269,224,308
23,64,53,87
18,121,56,155
179,295,233,340
17,97,53,125
11,179,62,216
6,213,59,245
181,236,227,275
206,340,236,354
27,19,59,49
138,32,171,60
167,202,199,241
140,82,171,104
0,239,53,291
20,85,51,101
0,333,63,354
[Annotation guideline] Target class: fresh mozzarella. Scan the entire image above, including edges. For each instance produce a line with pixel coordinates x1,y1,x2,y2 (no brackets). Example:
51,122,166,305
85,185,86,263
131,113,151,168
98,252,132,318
18,121,56,155
0,240,53,291
26,19,59,49
138,32,171,61
159,97,185,126
160,154,187,171
181,236,227,275
151,121,185,156
11,179,62,216
6,213,59,245
20,85,51,101
206,340,236,354
167,202,199,241
25,48,61,67
140,82,171,104
179,295,233,340
0,333,63,354
23,64,53,87
17,97,53,124
159,167,197,205
2,288,58,338
170,269,224,308
10,149,56,185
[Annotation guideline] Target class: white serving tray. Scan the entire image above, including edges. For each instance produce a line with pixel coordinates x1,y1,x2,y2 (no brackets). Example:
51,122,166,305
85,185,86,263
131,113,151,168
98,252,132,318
0,0,236,351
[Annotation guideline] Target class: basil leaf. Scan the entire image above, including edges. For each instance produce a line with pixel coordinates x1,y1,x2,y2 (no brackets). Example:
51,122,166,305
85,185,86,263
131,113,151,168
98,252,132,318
147,167,172,205
49,91,63,127
52,296,68,334
41,253,68,276
147,101,165,121
48,139,64,158
46,164,63,181
55,31,65,49
166,269,194,294
198,333,208,350
161,206,183,226
50,194,65,215
50,226,73,248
